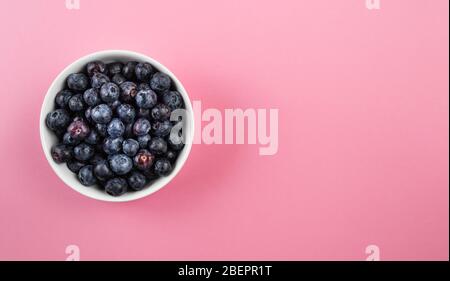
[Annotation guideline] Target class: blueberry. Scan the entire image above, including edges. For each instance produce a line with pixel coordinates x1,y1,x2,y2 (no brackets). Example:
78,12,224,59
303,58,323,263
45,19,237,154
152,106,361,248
105,178,128,197
154,159,172,176
122,61,138,80
116,103,136,124
55,90,73,108
84,106,93,123
166,150,177,163
67,160,85,173
67,118,90,140
68,94,85,112
51,144,72,163
100,82,120,103
124,123,133,138
127,171,147,191
95,123,108,137
73,143,95,161
112,74,126,85
137,134,151,148
103,136,123,155
86,61,107,76
135,89,157,109
162,91,183,110
78,165,97,186
151,103,171,121
94,160,114,181
108,100,121,111
137,83,151,91
133,118,151,136
119,81,138,103
141,168,159,181
135,62,153,81
137,108,150,118
107,118,125,138
46,109,70,131
123,139,139,157
107,62,123,76
91,72,110,89
133,149,154,171
54,129,66,139
109,154,133,175
152,120,172,137
89,154,105,165
150,72,171,92
67,73,89,91
148,137,167,155
85,129,100,145
83,88,100,106
91,104,112,124
62,132,80,146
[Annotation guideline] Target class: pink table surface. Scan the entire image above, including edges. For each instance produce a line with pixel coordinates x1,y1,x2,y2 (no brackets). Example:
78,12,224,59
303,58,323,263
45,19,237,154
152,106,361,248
0,0,448,261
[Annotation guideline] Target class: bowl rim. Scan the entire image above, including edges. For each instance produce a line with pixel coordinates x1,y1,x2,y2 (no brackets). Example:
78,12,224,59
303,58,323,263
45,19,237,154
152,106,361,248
40,49,194,202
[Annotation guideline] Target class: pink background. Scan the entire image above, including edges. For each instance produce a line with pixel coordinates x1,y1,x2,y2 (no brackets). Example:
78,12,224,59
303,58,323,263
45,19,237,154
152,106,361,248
0,0,448,260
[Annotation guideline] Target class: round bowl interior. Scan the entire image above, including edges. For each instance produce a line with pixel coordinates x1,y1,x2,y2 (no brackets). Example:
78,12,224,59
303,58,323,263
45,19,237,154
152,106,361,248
40,50,194,202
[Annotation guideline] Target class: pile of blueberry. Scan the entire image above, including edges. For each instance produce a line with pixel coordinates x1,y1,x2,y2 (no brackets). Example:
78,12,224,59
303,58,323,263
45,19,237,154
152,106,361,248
45,60,185,196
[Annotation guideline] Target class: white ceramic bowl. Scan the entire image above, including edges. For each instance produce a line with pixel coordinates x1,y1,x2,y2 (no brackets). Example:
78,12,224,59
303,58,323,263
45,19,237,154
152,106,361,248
40,50,194,202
